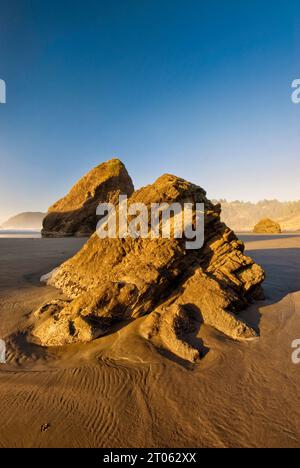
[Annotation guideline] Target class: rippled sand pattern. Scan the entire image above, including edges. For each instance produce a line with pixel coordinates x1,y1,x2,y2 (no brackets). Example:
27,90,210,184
0,235,299,447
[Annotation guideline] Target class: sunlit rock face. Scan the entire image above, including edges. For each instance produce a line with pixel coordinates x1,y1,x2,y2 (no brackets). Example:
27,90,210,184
33,173,265,358
42,159,134,238
253,218,281,234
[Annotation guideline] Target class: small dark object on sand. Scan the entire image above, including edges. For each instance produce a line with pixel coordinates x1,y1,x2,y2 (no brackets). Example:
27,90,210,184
41,423,51,432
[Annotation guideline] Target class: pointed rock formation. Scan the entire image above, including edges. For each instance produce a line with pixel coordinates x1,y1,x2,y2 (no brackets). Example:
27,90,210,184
253,218,281,234
42,159,134,237
32,174,265,357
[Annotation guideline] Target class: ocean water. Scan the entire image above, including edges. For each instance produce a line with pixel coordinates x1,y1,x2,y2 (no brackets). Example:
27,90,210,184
0,230,41,238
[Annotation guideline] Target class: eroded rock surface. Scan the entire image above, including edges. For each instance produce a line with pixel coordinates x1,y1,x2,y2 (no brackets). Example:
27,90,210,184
42,159,134,237
140,305,201,363
33,173,265,356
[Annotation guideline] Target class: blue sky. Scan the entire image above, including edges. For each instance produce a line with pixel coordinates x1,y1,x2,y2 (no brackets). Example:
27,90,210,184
0,0,299,222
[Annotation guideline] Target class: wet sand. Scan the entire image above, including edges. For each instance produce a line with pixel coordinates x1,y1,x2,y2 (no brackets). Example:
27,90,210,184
0,234,299,448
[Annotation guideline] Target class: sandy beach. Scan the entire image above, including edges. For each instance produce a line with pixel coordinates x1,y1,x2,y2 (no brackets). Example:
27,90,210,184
1,0,299,452
0,234,299,448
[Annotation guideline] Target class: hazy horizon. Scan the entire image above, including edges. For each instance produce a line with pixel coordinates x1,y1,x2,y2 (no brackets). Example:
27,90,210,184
2,187,300,226
0,0,299,223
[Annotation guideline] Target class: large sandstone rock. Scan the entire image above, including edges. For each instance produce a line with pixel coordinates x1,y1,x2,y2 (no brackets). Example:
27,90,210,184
42,159,134,237
32,174,265,358
253,218,281,234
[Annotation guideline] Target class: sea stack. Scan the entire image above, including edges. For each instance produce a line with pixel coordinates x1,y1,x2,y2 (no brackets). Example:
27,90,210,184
42,159,134,238
253,218,281,234
32,173,265,360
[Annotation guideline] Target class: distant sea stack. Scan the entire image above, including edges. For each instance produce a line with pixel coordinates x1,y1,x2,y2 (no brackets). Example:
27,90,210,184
219,199,300,232
42,159,134,238
1,212,45,230
253,218,281,234
33,174,265,360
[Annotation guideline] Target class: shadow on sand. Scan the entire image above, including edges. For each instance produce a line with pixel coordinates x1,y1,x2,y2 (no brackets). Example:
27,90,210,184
239,233,300,243
238,244,300,341
247,247,300,303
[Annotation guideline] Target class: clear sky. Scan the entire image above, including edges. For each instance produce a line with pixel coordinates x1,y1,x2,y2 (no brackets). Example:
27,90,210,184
0,0,299,223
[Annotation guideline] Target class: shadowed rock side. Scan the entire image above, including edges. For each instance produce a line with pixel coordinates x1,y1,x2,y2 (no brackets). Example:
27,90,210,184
253,218,281,234
42,159,134,237
140,305,201,363
32,174,265,360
